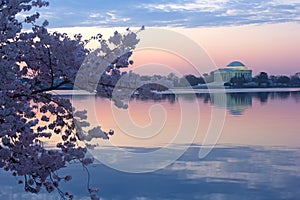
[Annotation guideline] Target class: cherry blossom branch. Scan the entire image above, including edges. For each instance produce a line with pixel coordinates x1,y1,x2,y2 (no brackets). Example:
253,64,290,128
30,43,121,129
0,1,143,200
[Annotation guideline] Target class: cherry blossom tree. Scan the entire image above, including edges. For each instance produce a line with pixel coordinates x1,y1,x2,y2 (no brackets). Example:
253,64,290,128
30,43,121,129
0,0,142,199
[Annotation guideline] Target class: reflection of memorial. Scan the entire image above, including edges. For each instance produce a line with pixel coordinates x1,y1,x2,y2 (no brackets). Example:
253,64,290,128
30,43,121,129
211,93,252,115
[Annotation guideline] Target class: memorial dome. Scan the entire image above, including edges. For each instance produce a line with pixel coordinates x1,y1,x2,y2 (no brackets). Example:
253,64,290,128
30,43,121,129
226,61,247,70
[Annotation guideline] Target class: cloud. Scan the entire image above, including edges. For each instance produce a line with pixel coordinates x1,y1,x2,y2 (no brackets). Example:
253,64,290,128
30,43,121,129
168,146,300,190
104,11,131,23
44,0,300,28
89,13,102,18
138,0,229,12
80,11,130,26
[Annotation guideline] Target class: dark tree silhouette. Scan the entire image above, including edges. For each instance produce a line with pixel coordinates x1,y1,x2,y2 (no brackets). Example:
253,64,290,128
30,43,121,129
230,75,246,87
184,74,205,86
254,72,269,86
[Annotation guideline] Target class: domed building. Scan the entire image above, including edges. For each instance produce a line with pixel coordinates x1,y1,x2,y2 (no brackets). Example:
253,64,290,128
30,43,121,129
213,61,252,83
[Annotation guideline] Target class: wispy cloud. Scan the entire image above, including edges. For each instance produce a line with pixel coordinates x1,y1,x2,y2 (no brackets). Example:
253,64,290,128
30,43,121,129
105,11,131,23
80,11,130,26
89,13,102,18
139,0,229,12
44,0,300,28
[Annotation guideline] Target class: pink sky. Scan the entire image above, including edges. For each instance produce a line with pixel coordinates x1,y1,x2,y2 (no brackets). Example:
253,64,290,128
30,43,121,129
57,22,300,77
40,0,300,77
173,22,300,76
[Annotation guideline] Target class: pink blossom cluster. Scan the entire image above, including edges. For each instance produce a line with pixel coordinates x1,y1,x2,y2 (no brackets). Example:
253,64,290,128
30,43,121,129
0,0,141,199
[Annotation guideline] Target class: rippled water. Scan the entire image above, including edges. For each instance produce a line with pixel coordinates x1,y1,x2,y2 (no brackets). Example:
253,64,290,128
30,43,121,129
1,90,300,199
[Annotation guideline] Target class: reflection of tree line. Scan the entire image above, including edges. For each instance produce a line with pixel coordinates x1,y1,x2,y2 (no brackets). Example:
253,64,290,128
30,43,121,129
133,91,300,115
252,91,300,103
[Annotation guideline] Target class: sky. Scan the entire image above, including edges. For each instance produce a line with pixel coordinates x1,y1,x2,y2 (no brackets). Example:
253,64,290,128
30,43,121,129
27,0,300,75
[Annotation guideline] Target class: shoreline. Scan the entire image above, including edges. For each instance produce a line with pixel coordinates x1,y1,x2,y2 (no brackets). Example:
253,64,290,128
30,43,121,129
52,87,300,95
158,87,300,94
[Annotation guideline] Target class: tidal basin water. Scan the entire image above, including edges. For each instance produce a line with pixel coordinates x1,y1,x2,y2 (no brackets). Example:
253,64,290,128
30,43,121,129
1,90,300,199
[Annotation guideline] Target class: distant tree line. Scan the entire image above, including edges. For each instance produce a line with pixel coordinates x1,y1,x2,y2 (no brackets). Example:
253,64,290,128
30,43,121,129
137,71,300,89
53,70,297,90
53,69,300,90
140,73,206,87
229,72,300,87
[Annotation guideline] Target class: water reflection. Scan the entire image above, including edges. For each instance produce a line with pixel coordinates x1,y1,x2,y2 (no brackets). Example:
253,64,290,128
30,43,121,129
1,145,300,199
1,90,300,199
68,90,300,117
69,145,300,199
68,90,300,147
210,93,252,115
154,91,300,116
291,91,300,102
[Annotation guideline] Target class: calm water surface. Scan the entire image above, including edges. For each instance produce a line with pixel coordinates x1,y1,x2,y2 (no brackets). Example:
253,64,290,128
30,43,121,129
1,90,300,199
